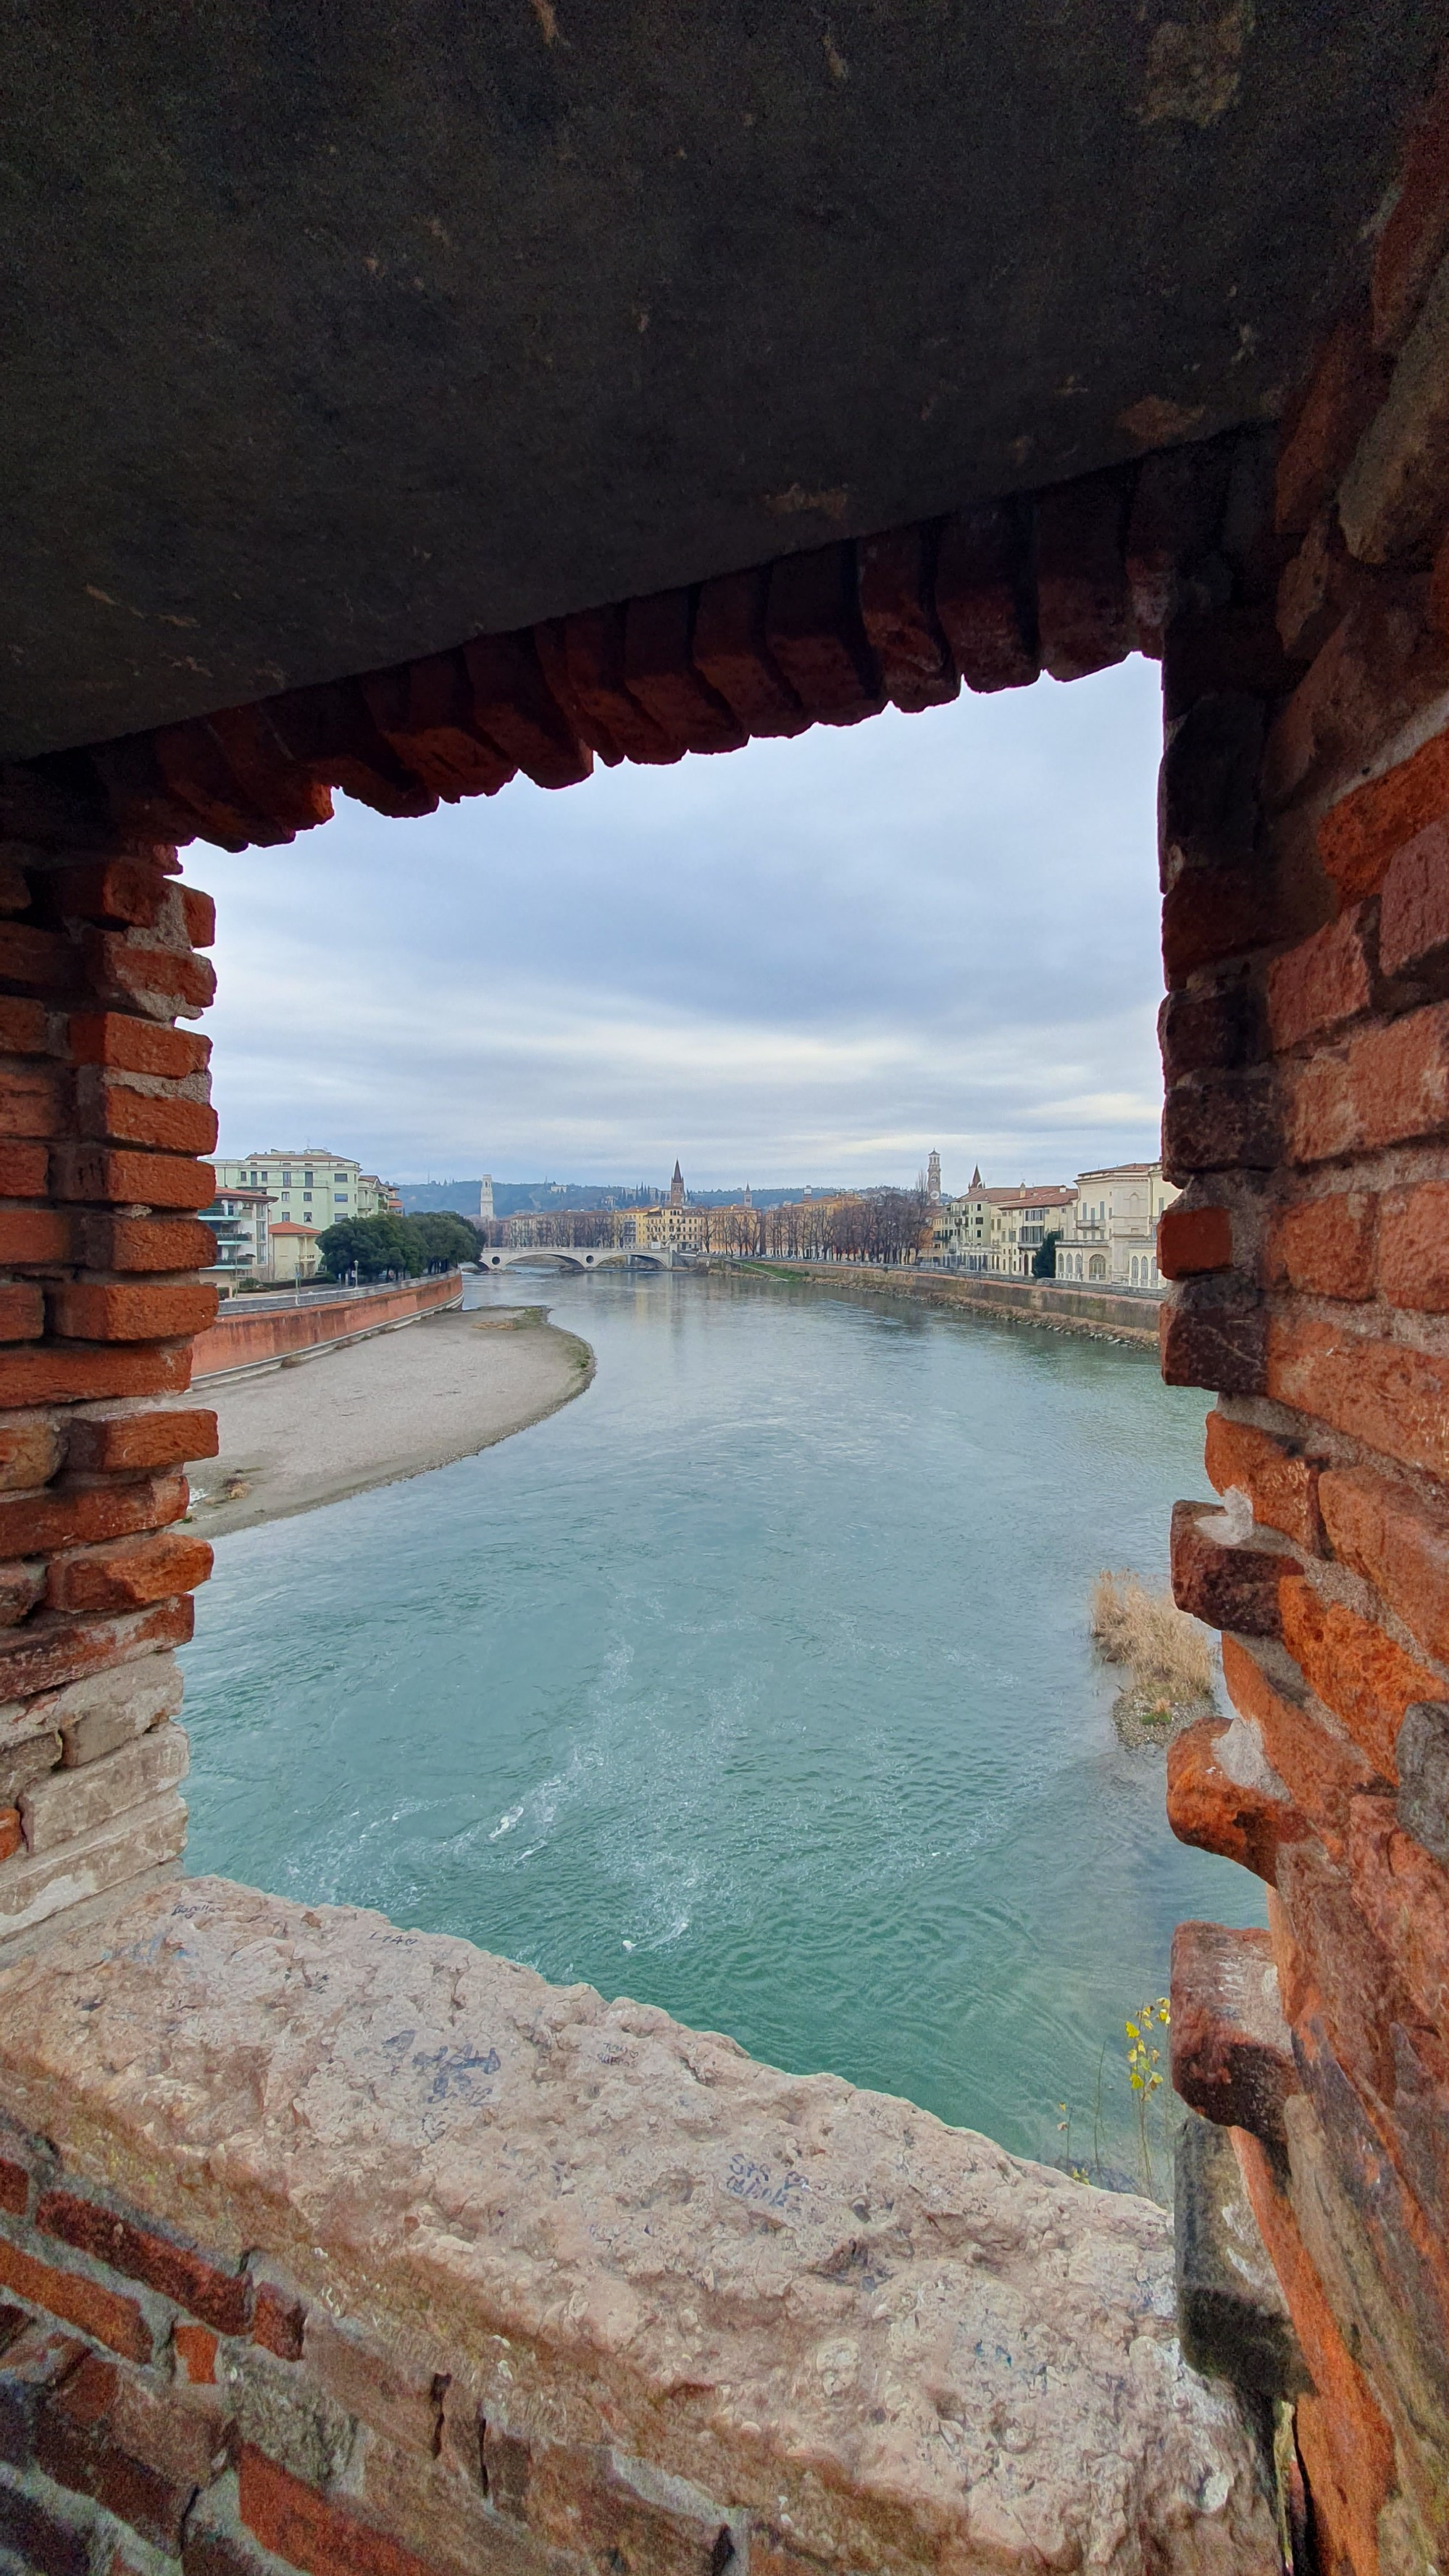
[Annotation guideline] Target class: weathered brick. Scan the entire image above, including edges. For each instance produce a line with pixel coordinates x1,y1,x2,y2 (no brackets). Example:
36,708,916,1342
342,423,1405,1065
1204,1412,1322,1551
0,923,77,994
1278,1571,1439,1777
689,571,803,740
302,2312,443,2454
1222,1635,1377,1854
1346,1791,1449,2040
1274,307,1392,538
0,1470,186,1561
151,721,299,851
1266,1191,1377,1300
0,1285,44,1347
46,1529,212,1614
0,2317,87,2464
856,526,957,714
204,704,337,837
1159,1284,1266,1394
765,546,883,727
1374,62,1449,352
1318,725,1449,902
238,2443,440,2576
78,1080,217,1159
1266,1310,1449,1481
1231,2125,1395,2576
51,1650,184,1767
1034,472,1132,680
1266,906,1374,1051
462,632,593,790
0,1140,48,1196
934,501,1040,693
249,2277,306,2362
173,2322,218,2386
0,1207,72,1264
179,885,216,949
0,1736,56,1806
0,2234,151,2359
37,2191,249,2335
1166,1713,1306,1882
1276,510,1348,664
622,593,747,753
0,1596,194,1703
1379,815,1449,978
0,1806,22,1859
1158,978,1266,1080
0,1340,191,1409
362,656,516,801
1170,1497,1284,1635
0,1566,43,1632
0,999,47,1056
543,608,678,765
1161,1070,1276,1175
37,2352,200,2552
1340,246,1449,564
51,1280,217,1343
67,1014,209,1079
1319,1463,1449,1664
1156,1203,1232,1277
82,933,217,1022
0,1412,64,1494
1267,587,1449,815
0,2472,91,2576
66,1407,217,1474
22,1722,189,1851
0,1065,63,1140
77,1213,218,1274
0,2163,28,2218
1169,1920,1295,2145
47,859,167,931
50,1143,214,1211
266,678,439,820
1160,865,1290,983
1378,1175,1449,1309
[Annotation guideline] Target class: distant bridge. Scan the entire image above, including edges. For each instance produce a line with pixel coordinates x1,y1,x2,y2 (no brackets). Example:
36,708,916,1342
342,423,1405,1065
475,1243,691,1274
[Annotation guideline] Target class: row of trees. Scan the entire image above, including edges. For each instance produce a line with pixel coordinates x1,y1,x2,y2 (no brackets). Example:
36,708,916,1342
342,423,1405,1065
316,1210,480,1280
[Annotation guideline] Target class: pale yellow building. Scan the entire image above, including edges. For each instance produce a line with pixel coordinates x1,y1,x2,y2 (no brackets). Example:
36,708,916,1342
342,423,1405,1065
267,1220,322,1283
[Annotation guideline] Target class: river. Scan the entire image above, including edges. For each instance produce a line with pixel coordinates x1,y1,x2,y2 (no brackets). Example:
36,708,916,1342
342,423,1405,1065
181,1269,1265,2180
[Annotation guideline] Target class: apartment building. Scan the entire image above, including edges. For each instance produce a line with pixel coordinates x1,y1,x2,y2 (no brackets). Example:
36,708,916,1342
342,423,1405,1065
267,1221,322,1283
213,1152,400,1226
1052,1162,1178,1287
200,1185,270,1283
941,1171,1076,1276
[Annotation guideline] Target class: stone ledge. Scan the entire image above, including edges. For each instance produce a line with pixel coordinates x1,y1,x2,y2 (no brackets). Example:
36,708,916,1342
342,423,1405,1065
0,1877,1276,2573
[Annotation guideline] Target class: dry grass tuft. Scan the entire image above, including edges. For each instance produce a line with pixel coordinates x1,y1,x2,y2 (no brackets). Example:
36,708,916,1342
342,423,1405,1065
1091,1570,1214,1706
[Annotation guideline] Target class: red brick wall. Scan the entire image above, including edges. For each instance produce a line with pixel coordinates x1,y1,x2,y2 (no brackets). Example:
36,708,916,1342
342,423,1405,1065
0,837,217,1947
1159,62,1449,2569
191,1272,462,1379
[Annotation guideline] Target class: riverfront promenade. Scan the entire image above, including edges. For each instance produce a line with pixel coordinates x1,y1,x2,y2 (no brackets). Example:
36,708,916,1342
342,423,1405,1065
731,1259,1164,1347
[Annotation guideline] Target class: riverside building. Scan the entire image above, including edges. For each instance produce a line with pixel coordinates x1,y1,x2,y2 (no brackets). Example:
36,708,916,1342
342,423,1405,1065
1052,1162,1179,1288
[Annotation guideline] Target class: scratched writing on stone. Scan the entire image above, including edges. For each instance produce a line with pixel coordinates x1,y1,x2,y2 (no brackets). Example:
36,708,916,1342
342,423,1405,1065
383,2030,501,2101
726,2153,809,2211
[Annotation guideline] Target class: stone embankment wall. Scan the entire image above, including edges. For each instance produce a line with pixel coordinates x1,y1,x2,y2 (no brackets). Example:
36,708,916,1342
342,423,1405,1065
763,1262,1161,1348
1157,63,1449,2571
191,1272,463,1380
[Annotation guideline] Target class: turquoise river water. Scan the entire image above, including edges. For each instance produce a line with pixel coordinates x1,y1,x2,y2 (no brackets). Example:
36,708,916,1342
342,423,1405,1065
182,1270,1265,2176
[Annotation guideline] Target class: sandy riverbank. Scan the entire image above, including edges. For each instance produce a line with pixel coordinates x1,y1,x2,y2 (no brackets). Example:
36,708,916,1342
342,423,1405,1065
174,1306,593,1538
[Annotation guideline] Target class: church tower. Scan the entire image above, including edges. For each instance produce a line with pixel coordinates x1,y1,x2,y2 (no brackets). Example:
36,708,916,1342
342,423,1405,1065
669,1159,685,1206
479,1173,494,1222
927,1149,942,1201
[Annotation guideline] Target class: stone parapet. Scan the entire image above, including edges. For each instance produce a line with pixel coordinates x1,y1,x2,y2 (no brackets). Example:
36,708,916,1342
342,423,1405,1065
0,1877,1274,2576
744,1264,1164,1347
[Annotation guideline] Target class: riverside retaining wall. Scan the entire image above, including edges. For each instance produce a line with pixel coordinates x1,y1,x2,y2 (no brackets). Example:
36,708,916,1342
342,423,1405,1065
764,1262,1164,1347
191,1272,463,1380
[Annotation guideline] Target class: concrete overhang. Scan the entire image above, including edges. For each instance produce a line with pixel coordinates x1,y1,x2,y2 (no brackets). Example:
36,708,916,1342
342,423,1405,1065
2,1,1445,762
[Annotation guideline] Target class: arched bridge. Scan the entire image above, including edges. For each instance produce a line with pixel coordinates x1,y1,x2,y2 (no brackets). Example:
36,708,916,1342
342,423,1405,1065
475,1243,688,1274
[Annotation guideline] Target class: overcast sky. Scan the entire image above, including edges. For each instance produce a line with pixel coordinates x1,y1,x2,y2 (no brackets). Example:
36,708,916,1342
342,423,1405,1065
205,653,1165,1192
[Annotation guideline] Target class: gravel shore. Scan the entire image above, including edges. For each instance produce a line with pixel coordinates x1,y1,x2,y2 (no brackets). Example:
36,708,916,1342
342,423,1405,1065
175,1305,593,1538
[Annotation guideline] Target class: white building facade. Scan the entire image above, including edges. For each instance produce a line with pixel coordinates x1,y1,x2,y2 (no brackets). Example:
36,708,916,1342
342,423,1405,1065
1052,1162,1178,1288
